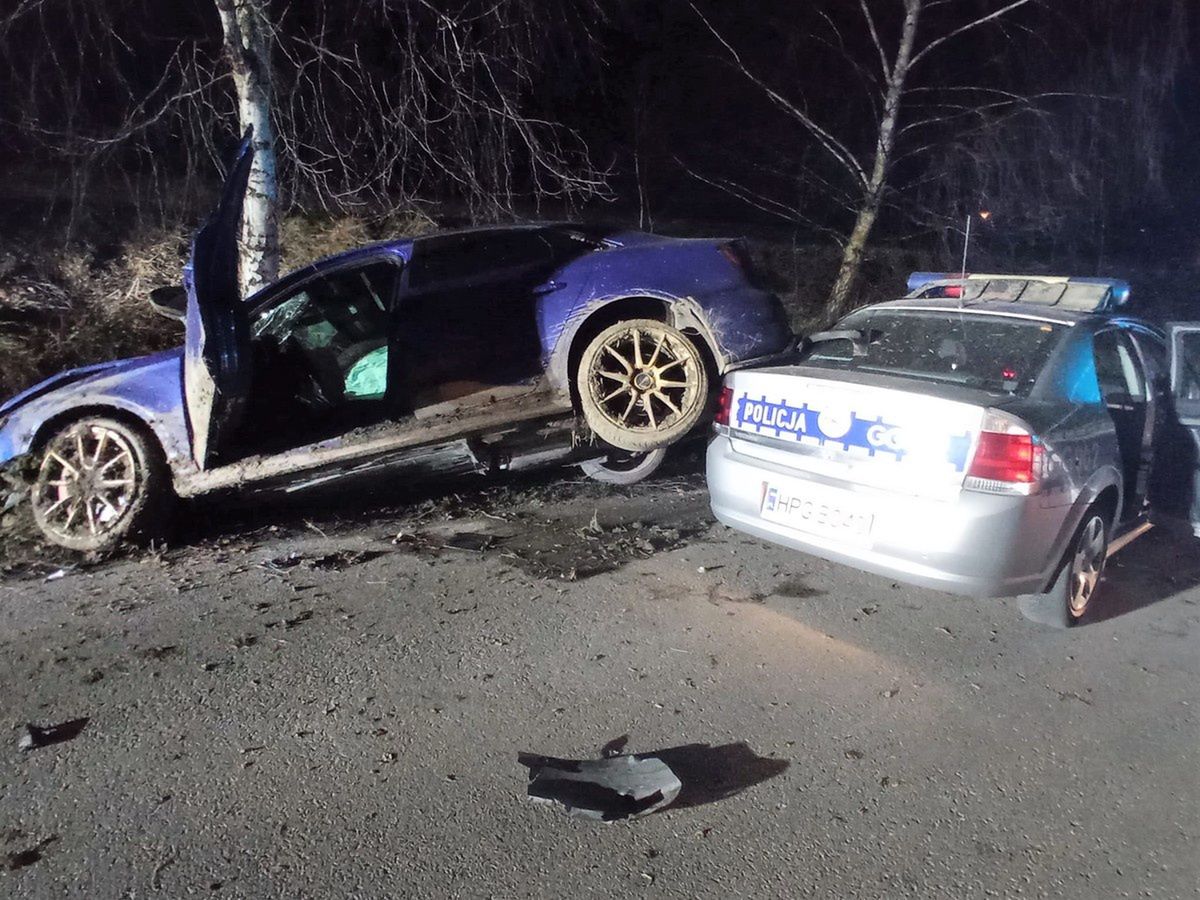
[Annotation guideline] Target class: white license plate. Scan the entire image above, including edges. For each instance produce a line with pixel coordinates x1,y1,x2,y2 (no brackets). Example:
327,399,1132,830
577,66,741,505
759,479,874,545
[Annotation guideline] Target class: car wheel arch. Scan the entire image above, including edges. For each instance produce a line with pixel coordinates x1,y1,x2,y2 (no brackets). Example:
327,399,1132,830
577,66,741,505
560,295,720,413
1038,477,1122,593
1091,484,1120,527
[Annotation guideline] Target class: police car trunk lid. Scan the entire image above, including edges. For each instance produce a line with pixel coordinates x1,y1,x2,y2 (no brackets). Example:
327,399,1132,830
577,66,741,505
723,367,988,500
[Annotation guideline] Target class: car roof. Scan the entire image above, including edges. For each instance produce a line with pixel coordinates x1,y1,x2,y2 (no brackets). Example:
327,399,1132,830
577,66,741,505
298,222,600,263
858,298,1165,342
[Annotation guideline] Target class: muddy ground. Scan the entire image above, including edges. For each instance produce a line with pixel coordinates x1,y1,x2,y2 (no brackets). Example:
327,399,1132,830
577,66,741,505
1,450,1197,898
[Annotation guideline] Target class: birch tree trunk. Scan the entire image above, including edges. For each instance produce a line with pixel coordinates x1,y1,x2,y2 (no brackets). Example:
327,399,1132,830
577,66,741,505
214,0,279,298
826,0,921,321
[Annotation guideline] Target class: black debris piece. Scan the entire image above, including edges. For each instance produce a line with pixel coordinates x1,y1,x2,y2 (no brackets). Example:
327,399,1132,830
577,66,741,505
17,718,89,752
5,835,58,871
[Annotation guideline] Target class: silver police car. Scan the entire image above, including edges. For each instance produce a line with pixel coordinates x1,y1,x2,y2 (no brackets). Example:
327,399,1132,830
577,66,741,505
707,273,1200,627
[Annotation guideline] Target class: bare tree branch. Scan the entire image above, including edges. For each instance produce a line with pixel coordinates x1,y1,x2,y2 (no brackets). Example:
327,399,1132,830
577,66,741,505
909,0,1036,69
689,1,869,189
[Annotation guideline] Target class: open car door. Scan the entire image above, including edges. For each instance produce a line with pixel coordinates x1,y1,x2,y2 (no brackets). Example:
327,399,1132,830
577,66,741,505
184,130,255,469
1159,322,1200,535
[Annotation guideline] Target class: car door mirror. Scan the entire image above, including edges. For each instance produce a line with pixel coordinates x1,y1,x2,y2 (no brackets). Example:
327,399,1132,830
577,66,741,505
149,285,187,322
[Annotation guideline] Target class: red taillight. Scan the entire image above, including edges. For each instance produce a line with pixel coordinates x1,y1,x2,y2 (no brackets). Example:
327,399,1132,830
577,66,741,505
967,431,1037,483
714,386,733,426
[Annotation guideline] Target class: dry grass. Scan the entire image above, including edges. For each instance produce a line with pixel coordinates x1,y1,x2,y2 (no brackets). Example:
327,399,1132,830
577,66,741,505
0,228,187,399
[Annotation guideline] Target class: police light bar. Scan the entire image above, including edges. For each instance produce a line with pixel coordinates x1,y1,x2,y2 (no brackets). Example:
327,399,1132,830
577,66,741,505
904,272,1132,310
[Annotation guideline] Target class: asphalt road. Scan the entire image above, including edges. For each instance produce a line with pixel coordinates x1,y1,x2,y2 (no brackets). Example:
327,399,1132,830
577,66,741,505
1,464,1197,899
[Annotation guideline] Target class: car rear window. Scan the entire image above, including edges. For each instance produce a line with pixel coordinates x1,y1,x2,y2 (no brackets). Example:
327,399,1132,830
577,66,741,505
798,309,1064,396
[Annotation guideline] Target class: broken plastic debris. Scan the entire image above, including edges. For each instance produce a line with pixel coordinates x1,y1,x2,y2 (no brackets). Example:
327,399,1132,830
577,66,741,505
522,742,789,821
17,718,89,752
518,751,681,822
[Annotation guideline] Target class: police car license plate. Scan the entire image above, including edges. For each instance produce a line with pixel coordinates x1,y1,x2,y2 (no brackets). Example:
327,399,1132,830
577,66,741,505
759,479,874,545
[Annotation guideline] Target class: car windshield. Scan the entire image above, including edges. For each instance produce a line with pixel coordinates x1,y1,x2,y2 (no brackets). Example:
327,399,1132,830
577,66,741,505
798,309,1064,396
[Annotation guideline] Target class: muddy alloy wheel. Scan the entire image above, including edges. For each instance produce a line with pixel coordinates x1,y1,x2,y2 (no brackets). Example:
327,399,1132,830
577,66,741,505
31,417,171,552
577,319,709,452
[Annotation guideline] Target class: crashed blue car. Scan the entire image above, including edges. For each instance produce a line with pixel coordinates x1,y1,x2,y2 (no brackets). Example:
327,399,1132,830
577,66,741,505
0,137,791,551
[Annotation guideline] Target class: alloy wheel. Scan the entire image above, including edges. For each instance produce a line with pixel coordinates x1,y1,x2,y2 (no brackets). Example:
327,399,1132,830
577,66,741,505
1068,515,1106,618
586,324,702,434
32,422,140,545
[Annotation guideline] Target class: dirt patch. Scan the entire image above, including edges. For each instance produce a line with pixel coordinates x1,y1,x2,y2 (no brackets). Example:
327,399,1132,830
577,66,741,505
387,468,714,581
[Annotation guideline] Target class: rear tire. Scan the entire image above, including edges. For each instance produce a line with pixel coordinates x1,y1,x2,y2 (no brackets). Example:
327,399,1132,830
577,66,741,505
576,319,709,452
1018,508,1110,629
30,416,173,553
578,448,667,485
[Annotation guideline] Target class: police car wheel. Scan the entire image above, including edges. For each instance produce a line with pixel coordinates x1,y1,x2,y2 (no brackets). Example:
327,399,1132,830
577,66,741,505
1018,509,1109,629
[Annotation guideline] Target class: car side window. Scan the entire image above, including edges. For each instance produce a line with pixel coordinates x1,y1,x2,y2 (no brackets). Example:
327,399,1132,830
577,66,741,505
252,261,398,402
1092,330,1145,405
408,232,554,290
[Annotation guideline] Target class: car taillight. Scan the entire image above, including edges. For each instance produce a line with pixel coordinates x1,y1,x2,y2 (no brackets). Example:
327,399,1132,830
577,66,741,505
713,386,733,427
964,412,1043,495
968,432,1036,483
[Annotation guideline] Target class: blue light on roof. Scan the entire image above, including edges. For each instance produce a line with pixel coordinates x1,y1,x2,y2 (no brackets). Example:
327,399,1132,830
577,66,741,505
1071,277,1133,307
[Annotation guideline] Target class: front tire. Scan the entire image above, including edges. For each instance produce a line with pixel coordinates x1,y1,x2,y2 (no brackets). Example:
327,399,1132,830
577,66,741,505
1018,508,1110,628
30,417,173,553
576,319,709,452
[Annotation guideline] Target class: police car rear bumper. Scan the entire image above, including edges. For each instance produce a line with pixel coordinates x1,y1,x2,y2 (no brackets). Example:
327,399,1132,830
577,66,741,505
706,433,1065,598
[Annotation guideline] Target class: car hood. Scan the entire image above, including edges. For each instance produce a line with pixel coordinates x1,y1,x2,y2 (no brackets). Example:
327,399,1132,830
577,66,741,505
0,348,184,419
